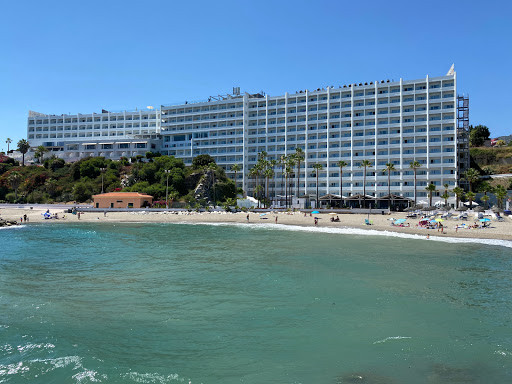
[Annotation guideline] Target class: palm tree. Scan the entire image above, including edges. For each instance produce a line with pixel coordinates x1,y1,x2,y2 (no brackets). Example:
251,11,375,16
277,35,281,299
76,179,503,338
168,191,180,208
279,155,287,204
313,163,323,209
264,168,274,208
425,182,437,207
466,191,476,209
6,138,12,152
452,186,464,208
383,163,396,209
442,183,450,207
479,181,494,201
359,159,372,208
409,161,422,206
35,145,49,164
8,171,22,202
480,194,490,210
287,157,296,207
269,159,277,206
230,164,241,193
284,164,292,208
17,139,30,166
336,160,348,207
494,185,508,209
463,168,480,192
294,147,305,198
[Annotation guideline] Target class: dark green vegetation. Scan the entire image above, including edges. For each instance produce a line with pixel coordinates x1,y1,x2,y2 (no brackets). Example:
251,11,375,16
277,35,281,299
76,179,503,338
0,154,236,206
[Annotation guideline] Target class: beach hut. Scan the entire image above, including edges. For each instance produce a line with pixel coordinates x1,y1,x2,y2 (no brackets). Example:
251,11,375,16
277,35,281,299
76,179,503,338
345,193,375,208
92,192,153,209
318,194,344,208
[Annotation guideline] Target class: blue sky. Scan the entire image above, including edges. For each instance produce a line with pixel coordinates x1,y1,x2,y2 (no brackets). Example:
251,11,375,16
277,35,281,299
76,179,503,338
1,0,511,151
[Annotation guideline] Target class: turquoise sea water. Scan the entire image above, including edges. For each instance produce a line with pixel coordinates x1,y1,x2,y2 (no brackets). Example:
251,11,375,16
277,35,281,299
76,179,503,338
1,222,512,383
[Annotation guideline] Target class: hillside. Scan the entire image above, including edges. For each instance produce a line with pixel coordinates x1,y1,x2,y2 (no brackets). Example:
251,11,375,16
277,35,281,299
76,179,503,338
0,155,236,206
470,147,512,174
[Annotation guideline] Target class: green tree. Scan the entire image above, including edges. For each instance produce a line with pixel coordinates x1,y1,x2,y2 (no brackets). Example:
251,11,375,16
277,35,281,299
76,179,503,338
452,186,465,208
230,164,241,193
8,171,22,201
359,159,372,208
480,194,490,209
469,125,490,147
17,139,30,166
494,185,508,209
264,168,274,208
383,163,396,209
34,145,49,164
425,183,437,207
73,182,91,202
442,183,450,207
466,191,476,209
207,163,218,205
336,160,348,207
192,154,216,169
294,147,305,198
313,163,323,209
463,168,480,192
409,161,421,206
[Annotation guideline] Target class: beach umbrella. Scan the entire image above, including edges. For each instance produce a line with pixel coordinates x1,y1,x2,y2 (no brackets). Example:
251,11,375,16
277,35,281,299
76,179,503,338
329,212,337,215
259,213,267,216
464,201,479,206
312,211,320,214
435,218,444,222
429,219,437,223
394,219,406,224
456,206,468,211
480,218,491,222
473,206,485,212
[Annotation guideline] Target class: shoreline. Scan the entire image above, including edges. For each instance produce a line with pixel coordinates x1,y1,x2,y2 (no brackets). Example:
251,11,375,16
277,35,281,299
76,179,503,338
2,206,512,243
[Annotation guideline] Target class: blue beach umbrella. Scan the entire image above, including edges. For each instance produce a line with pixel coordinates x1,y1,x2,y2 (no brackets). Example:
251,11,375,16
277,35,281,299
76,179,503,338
312,211,320,214
479,218,490,222
395,219,406,224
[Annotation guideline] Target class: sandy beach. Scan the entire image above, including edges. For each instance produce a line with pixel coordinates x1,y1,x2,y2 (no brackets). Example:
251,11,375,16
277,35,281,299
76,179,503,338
2,205,512,242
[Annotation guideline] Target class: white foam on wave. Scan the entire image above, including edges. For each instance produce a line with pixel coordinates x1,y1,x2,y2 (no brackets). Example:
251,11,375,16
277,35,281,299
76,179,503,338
373,336,412,344
174,221,512,249
0,225,27,230
122,371,184,383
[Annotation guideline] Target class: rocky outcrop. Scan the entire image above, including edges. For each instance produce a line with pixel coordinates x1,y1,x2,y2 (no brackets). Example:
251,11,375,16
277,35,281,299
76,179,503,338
194,170,214,203
0,219,19,227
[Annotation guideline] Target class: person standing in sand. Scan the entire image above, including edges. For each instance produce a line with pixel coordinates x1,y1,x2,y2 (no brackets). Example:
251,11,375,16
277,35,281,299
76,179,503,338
275,216,278,224
246,214,249,222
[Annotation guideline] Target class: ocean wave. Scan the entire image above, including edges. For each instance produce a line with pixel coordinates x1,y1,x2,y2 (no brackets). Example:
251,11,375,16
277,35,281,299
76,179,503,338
174,221,512,249
121,371,186,383
0,225,26,230
373,336,412,344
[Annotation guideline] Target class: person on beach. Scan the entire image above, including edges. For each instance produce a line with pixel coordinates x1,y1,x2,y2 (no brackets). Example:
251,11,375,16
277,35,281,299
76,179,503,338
246,214,249,222
426,234,430,239
314,217,318,226
78,212,81,220
23,214,28,222
275,216,278,224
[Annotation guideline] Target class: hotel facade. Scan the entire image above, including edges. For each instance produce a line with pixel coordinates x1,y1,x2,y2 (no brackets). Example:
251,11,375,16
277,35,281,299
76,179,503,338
27,69,469,202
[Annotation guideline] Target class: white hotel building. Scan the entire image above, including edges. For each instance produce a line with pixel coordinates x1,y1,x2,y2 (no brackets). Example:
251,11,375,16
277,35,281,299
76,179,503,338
27,69,469,202
27,109,161,162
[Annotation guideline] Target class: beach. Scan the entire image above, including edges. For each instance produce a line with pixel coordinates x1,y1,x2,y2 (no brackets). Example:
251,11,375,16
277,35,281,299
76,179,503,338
2,206,512,241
